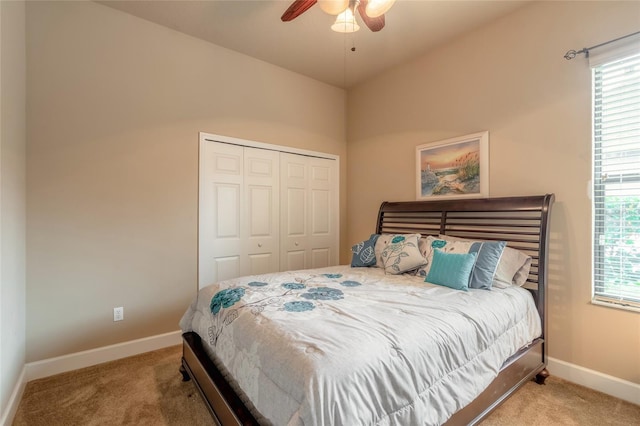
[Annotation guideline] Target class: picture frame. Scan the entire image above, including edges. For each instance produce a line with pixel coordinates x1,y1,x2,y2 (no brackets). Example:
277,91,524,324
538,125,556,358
415,131,489,200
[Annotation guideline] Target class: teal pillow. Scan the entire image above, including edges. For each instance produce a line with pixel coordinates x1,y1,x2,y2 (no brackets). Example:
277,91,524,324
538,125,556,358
425,249,477,291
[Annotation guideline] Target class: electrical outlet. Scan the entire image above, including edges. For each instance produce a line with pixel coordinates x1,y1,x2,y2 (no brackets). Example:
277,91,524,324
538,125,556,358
113,307,124,322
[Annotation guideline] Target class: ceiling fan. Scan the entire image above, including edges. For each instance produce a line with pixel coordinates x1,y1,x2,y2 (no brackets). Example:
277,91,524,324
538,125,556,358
281,0,396,33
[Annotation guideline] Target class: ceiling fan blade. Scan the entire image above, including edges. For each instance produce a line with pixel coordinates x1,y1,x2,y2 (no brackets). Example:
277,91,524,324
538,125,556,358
281,0,318,22
357,0,385,32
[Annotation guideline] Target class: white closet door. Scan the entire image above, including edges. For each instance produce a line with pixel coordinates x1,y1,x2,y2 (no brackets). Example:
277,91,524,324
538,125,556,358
199,134,339,289
308,156,338,268
280,153,338,271
199,142,244,287
242,147,280,276
280,153,308,271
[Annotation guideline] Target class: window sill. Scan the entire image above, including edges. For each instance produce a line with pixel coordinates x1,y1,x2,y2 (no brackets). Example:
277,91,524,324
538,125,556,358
591,298,640,314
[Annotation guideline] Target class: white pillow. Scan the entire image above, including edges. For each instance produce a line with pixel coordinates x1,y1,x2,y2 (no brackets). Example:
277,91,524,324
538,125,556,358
374,233,421,268
438,234,532,287
493,247,532,287
417,235,444,277
378,234,426,274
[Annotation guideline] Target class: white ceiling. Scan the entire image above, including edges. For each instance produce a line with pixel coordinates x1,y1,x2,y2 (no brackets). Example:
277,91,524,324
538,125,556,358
98,0,530,88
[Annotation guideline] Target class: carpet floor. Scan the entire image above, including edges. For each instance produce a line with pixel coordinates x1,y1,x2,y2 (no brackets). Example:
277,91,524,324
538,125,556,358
12,345,640,425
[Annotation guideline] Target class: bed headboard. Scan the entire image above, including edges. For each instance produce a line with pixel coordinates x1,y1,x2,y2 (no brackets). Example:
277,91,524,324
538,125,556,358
376,194,555,345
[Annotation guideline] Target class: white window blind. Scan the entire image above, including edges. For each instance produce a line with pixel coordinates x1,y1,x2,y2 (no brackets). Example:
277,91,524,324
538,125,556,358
592,48,640,311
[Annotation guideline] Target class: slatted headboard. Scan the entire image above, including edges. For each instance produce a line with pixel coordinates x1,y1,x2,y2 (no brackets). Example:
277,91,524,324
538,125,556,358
376,194,555,355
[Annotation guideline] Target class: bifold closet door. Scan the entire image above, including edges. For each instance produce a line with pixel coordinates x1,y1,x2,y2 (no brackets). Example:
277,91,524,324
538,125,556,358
199,142,279,288
242,147,280,278
280,153,338,271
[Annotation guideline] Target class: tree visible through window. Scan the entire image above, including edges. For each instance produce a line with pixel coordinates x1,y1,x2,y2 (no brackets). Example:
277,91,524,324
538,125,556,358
593,51,640,310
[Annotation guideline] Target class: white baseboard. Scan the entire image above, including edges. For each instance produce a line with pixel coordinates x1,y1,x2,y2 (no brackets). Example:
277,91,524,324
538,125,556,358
548,356,640,405
25,330,182,382
0,366,26,426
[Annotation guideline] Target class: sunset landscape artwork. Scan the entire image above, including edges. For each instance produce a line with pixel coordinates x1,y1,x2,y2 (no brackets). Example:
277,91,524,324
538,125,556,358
415,132,489,200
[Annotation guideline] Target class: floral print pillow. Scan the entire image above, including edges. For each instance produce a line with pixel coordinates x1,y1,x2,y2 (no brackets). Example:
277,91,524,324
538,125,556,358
417,236,448,278
374,233,421,269
379,234,427,275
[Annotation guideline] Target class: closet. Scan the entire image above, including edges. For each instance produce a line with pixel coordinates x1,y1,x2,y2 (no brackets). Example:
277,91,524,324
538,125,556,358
199,133,339,289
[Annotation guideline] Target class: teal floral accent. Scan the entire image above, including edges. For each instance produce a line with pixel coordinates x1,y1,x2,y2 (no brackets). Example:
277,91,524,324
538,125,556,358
340,280,361,287
322,273,343,279
302,287,344,301
283,301,315,312
210,287,245,315
431,240,447,249
392,235,406,244
248,281,268,287
282,282,306,290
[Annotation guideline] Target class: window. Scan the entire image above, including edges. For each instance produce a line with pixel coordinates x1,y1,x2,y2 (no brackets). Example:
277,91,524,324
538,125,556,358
592,46,640,311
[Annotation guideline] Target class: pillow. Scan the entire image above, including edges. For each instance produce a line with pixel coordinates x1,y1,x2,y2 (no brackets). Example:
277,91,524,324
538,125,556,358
416,235,444,276
494,247,532,287
417,236,505,290
350,234,380,267
374,233,421,269
468,240,506,289
438,234,531,287
425,249,476,291
379,234,426,275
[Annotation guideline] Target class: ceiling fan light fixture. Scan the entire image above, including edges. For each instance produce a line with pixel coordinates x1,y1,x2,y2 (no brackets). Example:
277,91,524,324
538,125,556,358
365,0,395,18
331,7,360,33
318,0,349,15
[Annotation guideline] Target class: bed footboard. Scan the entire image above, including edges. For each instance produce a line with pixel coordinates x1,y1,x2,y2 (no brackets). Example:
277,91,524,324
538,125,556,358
444,339,545,425
181,332,259,426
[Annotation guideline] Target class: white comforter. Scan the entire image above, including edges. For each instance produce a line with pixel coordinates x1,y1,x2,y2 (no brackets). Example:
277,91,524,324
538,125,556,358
180,265,541,426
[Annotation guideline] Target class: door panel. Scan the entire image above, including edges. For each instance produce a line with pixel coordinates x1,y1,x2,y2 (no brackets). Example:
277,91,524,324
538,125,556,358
286,161,306,181
215,154,242,175
286,188,306,236
308,157,338,267
247,253,274,276
311,189,330,235
242,147,280,277
284,250,306,272
280,153,309,270
311,248,330,269
215,184,241,238
213,256,240,283
311,163,330,182
280,154,338,271
200,143,243,288
246,156,273,177
247,185,273,237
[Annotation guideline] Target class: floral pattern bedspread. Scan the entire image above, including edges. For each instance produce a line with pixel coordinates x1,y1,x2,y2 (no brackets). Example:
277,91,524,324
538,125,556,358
180,265,541,426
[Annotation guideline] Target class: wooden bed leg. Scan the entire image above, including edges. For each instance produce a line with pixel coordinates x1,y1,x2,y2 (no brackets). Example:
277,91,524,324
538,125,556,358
535,368,549,385
179,363,191,382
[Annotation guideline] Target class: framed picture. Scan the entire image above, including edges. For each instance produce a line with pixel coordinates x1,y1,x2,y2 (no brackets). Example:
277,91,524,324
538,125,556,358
415,131,489,200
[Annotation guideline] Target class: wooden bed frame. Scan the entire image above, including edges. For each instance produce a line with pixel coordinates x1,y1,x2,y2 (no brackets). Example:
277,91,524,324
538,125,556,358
180,194,555,425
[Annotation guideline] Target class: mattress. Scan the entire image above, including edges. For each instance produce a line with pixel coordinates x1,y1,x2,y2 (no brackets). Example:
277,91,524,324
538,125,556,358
180,265,541,425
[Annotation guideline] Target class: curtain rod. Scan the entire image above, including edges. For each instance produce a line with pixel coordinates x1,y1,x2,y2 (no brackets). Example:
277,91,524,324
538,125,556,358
564,30,640,60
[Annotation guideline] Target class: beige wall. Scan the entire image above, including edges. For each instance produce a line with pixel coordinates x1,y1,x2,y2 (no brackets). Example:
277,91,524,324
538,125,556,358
347,1,640,383
0,0,27,417
26,1,346,362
